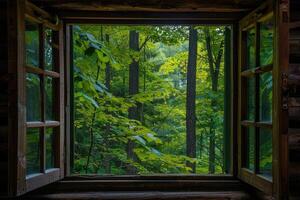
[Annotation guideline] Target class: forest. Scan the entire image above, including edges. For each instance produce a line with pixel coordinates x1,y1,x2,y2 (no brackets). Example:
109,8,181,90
72,25,228,175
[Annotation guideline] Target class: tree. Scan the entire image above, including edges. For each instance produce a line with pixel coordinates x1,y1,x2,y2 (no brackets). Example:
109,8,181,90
127,30,140,174
186,26,197,173
204,27,224,174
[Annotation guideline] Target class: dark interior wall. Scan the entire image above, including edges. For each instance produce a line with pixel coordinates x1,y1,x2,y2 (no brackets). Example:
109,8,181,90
0,0,8,196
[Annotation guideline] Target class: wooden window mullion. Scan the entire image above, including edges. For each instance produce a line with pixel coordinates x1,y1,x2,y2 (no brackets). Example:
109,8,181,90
39,24,46,173
254,23,260,175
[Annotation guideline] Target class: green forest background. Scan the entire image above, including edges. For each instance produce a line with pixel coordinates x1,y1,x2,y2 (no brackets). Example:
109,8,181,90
73,25,228,175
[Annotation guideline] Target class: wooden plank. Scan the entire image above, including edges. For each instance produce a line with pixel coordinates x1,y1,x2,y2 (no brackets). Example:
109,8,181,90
231,23,239,177
24,191,252,200
25,14,60,31
41,179,245,193
26,168,61,193
30,0,262,12
58,22,65,178
0,0,8,195
59,11,244,24
7,0,27,196
289,134,300,150
26,66,60,78
240,64,273,77
39,24,46,174
26,121,60,128
289,21,300,29
273,0,290,198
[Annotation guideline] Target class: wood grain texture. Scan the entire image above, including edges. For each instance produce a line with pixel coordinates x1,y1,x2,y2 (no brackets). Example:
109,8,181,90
24,191,251,200
0,0,8,196
30,0,263,12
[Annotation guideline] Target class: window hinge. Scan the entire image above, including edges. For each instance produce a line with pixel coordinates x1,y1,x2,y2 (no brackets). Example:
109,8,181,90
282,73,289,110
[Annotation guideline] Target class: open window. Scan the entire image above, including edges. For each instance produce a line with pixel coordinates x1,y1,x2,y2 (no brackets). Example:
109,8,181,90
7,1,65,195
4,0,299,199
238,1,276,195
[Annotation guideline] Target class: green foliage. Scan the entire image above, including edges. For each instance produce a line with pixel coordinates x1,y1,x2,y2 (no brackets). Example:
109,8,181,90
73,25,235,175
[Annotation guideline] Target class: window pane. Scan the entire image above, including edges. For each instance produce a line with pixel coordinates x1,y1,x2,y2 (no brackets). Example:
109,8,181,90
45,29,54,71
25,21,39,67
260,19,274,66
245,127,255,171
45,77,54,120
26,128,40,175
246,78,255,121
46,128,55,169
260,72,272,122
259,128,272,178
246,28,256,69
26,73,41,121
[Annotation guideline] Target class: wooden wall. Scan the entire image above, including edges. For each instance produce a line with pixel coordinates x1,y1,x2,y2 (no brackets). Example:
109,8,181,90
0,0,8,196
289,0,300,198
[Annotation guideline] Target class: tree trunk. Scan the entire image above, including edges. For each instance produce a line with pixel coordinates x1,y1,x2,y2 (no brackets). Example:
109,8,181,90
127,30,139,174
85,60,101,173
186,26,197,173
104,34,112,174
204,27,224,174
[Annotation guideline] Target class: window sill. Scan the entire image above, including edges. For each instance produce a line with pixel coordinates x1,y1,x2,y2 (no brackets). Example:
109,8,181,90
26,175,245,194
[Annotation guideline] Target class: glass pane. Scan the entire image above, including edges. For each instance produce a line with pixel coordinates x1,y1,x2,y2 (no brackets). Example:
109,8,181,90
26,128,40,175
245,127,255,171
45,29,54,71
46,128,55,169
246,78,255,121
260,19,274,66
25,21,39,67
259,128,272,178
246,28,256,69
45,77,54,120
260,72,272,122
26,73,41,121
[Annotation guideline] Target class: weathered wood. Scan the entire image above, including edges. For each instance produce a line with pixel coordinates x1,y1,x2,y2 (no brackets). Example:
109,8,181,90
24,191,252,200
58,11,244,24
0,0,8,196
27,178,245,193
274,0,290,198
31,0,263,13
238,0,275,197
7,0,27,196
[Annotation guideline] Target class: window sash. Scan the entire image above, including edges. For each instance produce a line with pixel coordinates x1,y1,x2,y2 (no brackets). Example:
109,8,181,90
9,1,65,195
238,3,275,195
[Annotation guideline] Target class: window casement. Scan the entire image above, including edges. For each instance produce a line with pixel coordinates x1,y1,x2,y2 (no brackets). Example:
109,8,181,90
5,0,293,199
8,1,65,195
238,1,276,195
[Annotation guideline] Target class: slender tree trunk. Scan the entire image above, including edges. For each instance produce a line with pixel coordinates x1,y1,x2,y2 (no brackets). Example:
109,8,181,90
85,60,101,173
104,34,112,174
127,30,139,174
186,26,197,173
204,27,224,174
141,47,146,125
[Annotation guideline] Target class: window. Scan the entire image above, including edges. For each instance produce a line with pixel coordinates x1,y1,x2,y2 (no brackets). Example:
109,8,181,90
239,13,274,194
10,3,65,194
70,25,232,175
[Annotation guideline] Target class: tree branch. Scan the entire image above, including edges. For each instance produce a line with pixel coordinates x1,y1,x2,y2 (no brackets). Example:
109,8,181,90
139,36,150,51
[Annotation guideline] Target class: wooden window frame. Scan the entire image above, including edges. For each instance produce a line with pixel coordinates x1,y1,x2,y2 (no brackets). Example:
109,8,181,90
63,17,238,178
238,0,276,196
7,0,65,195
